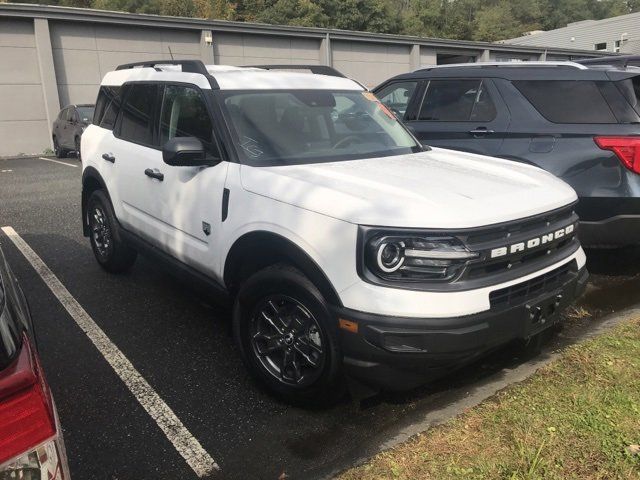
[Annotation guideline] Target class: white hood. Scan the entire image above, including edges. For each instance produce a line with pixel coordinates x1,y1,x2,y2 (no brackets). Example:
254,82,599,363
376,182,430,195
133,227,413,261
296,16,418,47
240,147,578,229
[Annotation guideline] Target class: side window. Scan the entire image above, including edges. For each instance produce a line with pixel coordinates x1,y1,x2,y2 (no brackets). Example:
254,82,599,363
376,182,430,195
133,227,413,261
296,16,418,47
418,79,496,122
119,83,158,146
159,85,215,152
514,80,617,124
375,81,418,118
58,108,67,121
96,86,122,130
63,108,72,122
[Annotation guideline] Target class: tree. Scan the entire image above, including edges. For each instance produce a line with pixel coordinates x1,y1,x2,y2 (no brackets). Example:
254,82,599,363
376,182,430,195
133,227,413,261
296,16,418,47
474,2,522,41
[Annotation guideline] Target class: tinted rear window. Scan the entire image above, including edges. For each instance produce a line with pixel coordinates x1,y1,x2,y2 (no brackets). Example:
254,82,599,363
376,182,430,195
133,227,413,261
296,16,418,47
615,76,640,116
119,84,158,146
514,80,617,124
94,86,122,130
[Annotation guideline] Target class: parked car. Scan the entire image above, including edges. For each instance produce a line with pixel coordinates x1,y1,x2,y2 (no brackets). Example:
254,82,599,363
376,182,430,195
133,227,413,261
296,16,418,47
0,244,70,477
373,61,640,248
81,60,587,403
52,104,94,159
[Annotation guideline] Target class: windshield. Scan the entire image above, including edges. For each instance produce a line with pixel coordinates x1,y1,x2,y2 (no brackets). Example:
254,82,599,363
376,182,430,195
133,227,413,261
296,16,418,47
77,106,95,123
222,90,421,166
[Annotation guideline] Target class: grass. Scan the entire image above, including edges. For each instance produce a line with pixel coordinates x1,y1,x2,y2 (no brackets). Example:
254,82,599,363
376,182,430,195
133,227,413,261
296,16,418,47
339,317,640,480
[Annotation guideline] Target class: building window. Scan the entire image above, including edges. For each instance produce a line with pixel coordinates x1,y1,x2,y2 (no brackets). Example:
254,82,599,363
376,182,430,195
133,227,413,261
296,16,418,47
615,40,621,53
594,42,607,51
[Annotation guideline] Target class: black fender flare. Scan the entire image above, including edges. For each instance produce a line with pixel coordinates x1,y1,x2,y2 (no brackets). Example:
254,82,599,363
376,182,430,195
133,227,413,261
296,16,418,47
224,231,343,307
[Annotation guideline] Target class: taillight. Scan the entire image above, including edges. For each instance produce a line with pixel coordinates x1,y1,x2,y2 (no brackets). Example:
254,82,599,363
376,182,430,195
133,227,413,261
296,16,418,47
0,335,68,478
594,136,640,174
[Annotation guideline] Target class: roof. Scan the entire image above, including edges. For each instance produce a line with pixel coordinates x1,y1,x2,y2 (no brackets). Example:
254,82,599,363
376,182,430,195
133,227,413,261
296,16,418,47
502,10,640,49
101,64,363,91
379,61,638,84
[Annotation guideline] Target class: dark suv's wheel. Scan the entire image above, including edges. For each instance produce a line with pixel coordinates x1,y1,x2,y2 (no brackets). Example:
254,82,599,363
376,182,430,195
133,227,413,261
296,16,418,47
233,265,344,405
87,190,137,273
53,137,67,159
75,136,81,161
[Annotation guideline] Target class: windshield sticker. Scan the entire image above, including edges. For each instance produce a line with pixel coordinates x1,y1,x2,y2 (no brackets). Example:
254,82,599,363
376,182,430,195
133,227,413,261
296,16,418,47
362,91,397,120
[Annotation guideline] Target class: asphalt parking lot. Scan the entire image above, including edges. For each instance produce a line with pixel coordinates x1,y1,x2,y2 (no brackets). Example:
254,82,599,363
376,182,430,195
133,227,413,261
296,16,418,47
1,155,639,480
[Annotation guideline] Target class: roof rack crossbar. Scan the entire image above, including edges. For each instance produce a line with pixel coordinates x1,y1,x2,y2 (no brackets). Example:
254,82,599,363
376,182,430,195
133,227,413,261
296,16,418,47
115,59,210,75
245,64,347,78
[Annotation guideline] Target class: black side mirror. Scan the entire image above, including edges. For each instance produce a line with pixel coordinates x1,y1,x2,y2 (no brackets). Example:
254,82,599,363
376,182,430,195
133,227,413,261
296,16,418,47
162,137,218,167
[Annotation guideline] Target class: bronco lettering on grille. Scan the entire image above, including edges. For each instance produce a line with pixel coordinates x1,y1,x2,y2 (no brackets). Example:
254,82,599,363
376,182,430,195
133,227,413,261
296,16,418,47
490,224,575,259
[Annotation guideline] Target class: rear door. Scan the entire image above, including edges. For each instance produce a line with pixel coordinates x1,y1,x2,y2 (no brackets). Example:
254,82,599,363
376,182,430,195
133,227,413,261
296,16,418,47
405,78,510,156
109,82,165,240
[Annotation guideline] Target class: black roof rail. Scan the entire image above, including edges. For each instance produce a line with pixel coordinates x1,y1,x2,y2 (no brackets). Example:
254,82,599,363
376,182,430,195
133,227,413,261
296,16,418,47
115,59,210,75
246,64,347,78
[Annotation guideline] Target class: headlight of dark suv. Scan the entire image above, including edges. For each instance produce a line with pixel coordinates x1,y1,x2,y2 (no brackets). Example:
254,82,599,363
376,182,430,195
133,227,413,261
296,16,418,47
361,230,479,284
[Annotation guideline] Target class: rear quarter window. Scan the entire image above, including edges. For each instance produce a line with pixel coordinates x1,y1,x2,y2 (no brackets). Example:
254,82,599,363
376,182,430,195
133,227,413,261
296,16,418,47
94,86,122,130
514,80,617,124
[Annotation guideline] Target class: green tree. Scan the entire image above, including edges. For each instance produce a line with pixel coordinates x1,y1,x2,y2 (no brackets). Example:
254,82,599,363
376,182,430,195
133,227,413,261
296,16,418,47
474,2,522,41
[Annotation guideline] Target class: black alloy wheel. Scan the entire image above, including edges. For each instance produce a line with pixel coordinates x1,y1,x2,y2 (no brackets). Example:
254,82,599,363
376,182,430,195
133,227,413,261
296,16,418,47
250,294,326,387
90,205,112,261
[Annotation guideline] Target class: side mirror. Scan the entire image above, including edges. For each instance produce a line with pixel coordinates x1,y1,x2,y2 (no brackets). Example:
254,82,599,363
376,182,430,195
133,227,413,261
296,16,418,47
162,137,218,167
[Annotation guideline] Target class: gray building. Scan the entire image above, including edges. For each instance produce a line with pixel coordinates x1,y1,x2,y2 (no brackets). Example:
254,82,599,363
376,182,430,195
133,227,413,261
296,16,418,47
504,11,640,55
0,3,607,156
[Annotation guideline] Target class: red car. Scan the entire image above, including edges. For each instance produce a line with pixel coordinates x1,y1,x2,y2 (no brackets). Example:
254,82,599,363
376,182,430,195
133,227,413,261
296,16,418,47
0,245,70,478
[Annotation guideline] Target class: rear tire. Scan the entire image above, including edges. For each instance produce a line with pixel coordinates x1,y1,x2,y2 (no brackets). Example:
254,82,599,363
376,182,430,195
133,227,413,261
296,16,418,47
87,190,137,273
233,264,345,405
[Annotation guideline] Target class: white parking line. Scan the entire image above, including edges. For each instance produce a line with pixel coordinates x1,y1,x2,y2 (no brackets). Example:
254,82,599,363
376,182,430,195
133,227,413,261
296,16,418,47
1,226,219,478
38,157,78,168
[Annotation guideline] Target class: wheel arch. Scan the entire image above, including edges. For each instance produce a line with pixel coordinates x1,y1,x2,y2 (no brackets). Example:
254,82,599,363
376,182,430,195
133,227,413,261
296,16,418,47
81,167,110,237
224,231,342,307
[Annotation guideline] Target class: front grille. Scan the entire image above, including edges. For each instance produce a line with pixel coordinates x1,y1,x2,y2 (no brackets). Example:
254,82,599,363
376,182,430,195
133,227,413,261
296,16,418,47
448,203,580,290
489,260,576,309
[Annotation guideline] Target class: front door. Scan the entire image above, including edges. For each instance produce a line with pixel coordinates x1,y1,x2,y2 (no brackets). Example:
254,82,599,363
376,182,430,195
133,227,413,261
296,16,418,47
151,83,229,276
405,78,510,157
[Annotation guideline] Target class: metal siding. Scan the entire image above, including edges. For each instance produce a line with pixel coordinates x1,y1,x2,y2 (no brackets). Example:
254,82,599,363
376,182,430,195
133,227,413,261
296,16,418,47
505,12,640,54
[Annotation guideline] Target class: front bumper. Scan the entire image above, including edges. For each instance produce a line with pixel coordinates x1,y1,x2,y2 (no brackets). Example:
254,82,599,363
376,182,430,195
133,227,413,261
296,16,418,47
335,265,588,391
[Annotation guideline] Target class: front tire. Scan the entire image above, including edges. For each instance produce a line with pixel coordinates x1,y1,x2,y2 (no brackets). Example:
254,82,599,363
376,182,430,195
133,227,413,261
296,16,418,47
53,137,67,159
75,136,81,161
87,190,137,273
233,265,345,405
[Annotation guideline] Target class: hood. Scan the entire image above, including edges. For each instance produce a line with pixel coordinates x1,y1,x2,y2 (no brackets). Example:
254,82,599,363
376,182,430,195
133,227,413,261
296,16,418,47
240,148,578,229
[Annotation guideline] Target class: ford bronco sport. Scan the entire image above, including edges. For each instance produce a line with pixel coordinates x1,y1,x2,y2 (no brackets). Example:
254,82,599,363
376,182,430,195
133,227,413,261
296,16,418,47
81,60,587,403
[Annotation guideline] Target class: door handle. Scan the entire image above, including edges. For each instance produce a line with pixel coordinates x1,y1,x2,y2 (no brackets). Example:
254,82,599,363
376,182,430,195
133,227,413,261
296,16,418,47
469,128,495,135
102,153,115,163
144,168,164,181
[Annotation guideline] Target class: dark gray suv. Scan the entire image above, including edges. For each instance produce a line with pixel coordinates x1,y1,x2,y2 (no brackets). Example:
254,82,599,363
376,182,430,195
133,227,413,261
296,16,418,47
52,104,94,159
374,61,640,247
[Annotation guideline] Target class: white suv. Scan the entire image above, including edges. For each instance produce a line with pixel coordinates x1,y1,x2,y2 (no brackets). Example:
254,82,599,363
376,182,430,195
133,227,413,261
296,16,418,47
81,60,588,403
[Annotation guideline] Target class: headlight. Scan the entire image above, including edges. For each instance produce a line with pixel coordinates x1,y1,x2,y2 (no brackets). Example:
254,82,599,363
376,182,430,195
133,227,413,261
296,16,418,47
364,233,478,283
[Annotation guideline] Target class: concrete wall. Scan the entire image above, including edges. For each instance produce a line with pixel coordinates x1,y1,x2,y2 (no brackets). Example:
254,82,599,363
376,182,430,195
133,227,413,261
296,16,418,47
214,32,320,66
0,5,605,156
0,19,51,155
51,22,202,106
332,41,411,87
